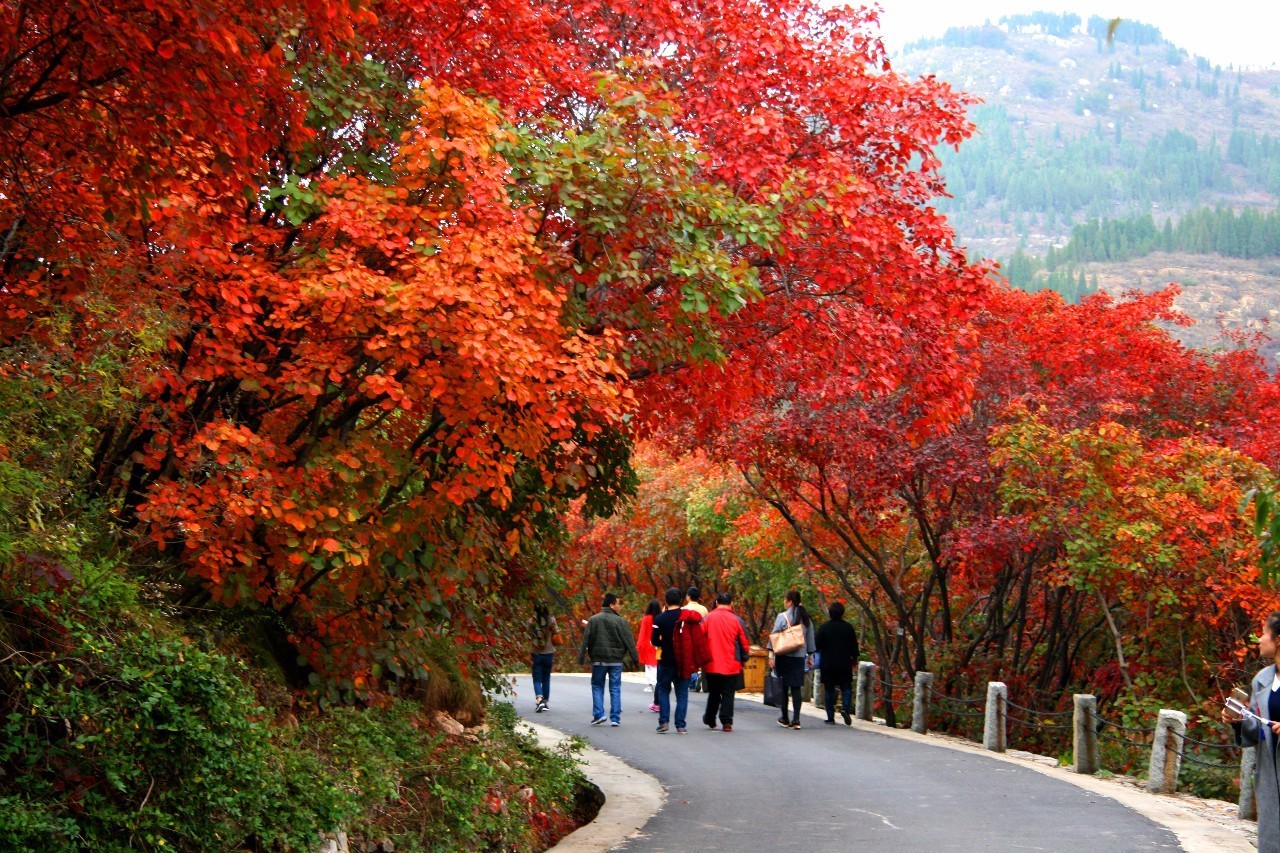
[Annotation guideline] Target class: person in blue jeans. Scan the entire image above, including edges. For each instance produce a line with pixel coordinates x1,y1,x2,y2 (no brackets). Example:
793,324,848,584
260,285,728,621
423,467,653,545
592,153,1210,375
529,603,559,713
578,592,638,726
651,587,689,733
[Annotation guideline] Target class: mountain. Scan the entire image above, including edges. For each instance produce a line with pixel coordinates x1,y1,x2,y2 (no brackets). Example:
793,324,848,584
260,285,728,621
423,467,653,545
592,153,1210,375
891,13,1280,351
895,13,1280,257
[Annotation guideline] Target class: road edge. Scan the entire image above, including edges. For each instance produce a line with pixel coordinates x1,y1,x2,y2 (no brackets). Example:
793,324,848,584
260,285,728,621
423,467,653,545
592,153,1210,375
522,720,665,852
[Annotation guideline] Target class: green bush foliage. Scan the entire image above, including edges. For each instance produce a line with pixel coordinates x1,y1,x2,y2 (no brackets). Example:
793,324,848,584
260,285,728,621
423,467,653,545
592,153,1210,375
0,572,587,851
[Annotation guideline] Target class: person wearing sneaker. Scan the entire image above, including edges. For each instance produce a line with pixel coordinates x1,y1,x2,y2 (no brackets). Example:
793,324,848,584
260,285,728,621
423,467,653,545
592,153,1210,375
815,600,858,727
701,592,752,732
770,590,816,729
529,603,559,714
578,592,638,727
637,598,661,711
652,587,709,734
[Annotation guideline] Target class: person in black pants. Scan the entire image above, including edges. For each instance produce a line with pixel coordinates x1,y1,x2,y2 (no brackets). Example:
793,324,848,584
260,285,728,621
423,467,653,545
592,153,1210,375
701,592,752,732
770,590,815,729
815,601,858,725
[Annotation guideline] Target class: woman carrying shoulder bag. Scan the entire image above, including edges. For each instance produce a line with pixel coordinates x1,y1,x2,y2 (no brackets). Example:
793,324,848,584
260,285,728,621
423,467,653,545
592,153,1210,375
770,590,815,729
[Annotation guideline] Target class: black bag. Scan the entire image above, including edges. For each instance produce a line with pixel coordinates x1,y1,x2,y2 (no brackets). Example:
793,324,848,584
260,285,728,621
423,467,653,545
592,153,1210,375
763,672,784,708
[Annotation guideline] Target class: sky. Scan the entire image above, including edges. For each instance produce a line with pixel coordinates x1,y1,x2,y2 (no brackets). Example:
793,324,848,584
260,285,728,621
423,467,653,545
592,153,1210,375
874,1,1280,69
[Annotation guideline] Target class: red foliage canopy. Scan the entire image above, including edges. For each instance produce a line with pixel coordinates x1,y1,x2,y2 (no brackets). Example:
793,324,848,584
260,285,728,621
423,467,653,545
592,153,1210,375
0,0,1000,690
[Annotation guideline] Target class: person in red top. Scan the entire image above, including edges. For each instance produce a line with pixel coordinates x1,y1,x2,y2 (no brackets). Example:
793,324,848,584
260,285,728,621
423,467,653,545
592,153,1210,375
636,599,661,713
674,607,710,683
701,592,752,732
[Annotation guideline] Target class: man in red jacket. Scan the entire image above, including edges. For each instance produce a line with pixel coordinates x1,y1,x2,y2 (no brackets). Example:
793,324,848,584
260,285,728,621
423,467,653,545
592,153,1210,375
701,592,752,732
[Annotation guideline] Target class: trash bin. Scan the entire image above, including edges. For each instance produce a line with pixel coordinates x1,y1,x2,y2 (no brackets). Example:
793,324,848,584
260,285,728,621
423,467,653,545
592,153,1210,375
742,646,768,692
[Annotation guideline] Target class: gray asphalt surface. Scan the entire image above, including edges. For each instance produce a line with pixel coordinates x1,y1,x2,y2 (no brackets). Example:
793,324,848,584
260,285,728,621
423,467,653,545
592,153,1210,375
507,673,1181,852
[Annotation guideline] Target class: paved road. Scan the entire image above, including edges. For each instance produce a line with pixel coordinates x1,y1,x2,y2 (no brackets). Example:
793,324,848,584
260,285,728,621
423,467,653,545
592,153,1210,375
506,674,1181,852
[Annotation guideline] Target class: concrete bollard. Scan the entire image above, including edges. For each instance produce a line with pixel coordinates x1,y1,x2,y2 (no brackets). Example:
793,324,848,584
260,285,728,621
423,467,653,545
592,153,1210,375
1240,745,1257,820
855,661,876,721
318,832,349,853
806,667,820,705
1146,709,1187,794
1073,694,1100,775
983,682,1007,752
912,671,933,734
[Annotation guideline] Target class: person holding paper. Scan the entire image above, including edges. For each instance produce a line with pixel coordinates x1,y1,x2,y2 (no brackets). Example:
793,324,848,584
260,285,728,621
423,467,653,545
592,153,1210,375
1223,611,1280,851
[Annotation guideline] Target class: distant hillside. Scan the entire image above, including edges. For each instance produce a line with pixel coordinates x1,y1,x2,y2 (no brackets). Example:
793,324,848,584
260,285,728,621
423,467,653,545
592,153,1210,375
896,13,1280,257
894,13,1280,354
1071,252,1280,362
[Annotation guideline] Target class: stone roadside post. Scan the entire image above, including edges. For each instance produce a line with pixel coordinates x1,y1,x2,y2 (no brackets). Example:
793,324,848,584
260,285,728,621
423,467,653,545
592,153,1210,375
912,671,932,734
855,661,876,721
1073,694,1100,775
1146,709,1187,794
983,682,1007,753
1239,745,1257,820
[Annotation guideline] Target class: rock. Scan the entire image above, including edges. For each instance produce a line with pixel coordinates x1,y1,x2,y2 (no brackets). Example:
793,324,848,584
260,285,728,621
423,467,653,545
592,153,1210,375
317,831,348,853
431,711,465,736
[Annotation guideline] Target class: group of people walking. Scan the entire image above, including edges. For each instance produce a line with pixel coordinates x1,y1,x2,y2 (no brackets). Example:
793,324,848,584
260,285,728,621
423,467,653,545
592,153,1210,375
772,591,860,728
532,588,860,733
574,586,753,733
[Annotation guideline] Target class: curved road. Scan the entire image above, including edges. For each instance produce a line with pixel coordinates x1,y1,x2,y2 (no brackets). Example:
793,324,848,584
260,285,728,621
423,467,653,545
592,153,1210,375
509,673,1180,852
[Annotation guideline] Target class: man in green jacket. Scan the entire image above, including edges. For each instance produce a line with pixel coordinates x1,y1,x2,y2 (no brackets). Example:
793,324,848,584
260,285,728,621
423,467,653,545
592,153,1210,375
579,593,638,726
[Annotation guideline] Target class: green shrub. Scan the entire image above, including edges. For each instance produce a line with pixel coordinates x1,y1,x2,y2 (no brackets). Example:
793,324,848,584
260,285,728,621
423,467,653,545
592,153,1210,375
0,626,357,851
359,701,587,851
0,583,588,851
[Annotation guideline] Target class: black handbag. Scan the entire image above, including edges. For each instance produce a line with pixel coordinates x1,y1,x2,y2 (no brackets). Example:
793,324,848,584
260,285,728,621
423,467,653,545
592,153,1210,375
763,671,784,708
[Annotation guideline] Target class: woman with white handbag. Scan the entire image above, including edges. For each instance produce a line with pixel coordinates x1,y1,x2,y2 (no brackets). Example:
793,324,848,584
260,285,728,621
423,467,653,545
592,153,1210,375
769,590,816,729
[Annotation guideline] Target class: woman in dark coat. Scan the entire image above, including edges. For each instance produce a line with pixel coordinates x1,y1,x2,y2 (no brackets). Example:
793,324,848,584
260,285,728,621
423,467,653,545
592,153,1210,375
1224,610,1280,852
770,590,816,729
529,603,558,713
815,601,858,726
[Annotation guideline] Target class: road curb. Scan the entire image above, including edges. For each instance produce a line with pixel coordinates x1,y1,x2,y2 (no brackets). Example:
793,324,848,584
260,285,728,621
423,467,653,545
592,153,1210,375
522,719,665,852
